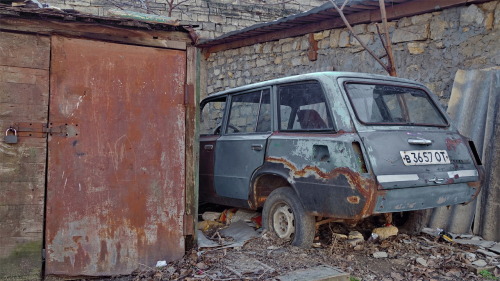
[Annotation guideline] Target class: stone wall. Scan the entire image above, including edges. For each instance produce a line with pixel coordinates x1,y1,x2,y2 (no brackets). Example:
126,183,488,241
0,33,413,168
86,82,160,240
204,2,500,105
42,0,324,39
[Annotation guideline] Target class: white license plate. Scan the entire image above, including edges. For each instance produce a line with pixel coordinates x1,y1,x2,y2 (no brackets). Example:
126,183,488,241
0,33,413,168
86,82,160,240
400,150,450,166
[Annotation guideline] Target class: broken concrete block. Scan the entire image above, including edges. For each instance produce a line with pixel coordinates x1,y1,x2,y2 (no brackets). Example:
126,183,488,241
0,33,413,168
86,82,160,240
416,257,428,266
454,239,496,248
477,249,499,258
472,259,487,267
373,251,388,258
372,226,398,240
488,243,500,254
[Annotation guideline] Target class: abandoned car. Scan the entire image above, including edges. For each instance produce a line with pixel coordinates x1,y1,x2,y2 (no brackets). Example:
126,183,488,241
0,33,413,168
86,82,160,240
199,72,483,247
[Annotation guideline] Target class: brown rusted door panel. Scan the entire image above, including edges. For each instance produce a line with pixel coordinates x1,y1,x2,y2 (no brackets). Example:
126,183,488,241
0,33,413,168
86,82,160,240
46,36,186,276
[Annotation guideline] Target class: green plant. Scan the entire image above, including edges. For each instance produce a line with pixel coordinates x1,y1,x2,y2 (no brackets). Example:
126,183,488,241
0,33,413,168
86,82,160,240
479,269,498,280
350,277,361,281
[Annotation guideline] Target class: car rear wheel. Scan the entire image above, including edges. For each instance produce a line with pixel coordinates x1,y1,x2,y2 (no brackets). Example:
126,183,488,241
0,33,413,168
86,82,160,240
262,187,315,247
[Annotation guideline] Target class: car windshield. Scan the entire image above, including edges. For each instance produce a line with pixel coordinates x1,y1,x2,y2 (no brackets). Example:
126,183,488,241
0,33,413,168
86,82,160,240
345,83,448,126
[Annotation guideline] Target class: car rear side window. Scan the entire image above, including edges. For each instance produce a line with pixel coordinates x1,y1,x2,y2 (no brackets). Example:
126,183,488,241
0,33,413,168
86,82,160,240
345,83,448,126
227,89,271,134
278,82,333,131
200,97,226,135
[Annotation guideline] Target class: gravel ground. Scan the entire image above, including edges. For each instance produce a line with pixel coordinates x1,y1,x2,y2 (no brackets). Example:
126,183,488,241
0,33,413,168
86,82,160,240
121,219,500,281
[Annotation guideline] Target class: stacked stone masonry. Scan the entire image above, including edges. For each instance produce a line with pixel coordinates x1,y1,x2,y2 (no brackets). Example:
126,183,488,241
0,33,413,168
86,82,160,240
204,2,500,106
42,0,325,39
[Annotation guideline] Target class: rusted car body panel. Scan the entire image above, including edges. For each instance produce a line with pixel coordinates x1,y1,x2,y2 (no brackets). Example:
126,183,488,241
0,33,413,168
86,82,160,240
199,72,482,221
46,36,187,276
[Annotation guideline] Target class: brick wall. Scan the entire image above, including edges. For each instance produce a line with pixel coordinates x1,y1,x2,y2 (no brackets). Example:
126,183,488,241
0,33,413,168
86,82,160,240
203,2,500,105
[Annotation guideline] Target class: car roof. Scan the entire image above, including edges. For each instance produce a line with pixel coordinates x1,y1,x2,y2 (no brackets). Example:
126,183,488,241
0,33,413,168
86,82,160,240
204,71,423,99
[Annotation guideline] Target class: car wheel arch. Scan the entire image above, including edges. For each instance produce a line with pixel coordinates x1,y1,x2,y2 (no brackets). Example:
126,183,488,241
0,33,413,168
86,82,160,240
248,169,300,209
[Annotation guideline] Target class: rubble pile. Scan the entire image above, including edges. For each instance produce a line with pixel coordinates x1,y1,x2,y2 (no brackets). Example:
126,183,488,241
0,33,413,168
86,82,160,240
128,211,500,281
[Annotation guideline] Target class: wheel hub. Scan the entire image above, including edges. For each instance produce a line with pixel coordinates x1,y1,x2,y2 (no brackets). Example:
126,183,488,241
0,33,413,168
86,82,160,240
272,204,295,240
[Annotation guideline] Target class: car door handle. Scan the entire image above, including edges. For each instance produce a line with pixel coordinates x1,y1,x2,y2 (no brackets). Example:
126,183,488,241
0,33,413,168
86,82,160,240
251,144,263,151
204,144,214,151
408,138,433,145
430,177,445,184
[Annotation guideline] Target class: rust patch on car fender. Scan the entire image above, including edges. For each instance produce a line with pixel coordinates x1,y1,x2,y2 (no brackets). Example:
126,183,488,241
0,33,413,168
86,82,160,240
266,156,381,218
446,138,462,151
347,196,360,204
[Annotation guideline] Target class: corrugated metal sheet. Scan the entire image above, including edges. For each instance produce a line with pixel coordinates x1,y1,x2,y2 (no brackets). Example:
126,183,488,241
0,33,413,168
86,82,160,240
427,68,500,241
0,3,190,31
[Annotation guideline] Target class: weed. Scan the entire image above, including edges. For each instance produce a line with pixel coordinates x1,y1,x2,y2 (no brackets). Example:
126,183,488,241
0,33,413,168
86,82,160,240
479,269,498,280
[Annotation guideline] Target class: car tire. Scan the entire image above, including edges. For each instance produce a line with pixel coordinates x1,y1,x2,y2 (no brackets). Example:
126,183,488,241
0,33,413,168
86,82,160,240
262,187,315,247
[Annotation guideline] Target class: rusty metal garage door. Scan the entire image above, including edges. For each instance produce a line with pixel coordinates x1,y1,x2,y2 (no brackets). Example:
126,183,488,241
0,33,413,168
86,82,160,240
45,36,187,276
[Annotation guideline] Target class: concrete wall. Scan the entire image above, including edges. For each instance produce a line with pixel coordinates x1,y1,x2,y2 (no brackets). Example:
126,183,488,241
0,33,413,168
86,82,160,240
204,1,500,106
42,0,324,39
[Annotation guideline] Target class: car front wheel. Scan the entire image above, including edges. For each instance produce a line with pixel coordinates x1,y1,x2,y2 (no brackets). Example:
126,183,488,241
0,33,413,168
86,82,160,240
262,187,315,247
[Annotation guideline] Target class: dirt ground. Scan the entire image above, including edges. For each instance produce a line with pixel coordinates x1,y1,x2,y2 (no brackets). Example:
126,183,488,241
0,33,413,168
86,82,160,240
123,217,500,281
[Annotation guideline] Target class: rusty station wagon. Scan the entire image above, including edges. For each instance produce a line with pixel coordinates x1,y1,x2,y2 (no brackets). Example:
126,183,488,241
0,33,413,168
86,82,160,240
199,72,483,247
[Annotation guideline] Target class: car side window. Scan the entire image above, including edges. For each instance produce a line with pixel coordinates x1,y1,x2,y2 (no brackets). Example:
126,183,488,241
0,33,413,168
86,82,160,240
200,97,226,135
278,82,333,131
227,89,271,134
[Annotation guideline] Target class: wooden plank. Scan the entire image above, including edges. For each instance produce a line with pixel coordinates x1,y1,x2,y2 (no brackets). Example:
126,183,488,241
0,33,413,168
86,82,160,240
0,17,191,50
0,182,45,206
184,46,199,239
0,163,46,182
0,31,48,280
0,31,50,69
0,205,44,226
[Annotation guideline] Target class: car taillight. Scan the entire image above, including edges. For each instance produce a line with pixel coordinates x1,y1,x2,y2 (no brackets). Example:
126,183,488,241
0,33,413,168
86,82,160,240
468,140,482,166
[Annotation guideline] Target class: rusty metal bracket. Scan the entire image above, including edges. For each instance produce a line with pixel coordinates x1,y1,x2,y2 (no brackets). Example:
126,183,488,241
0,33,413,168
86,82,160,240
13,122,79,137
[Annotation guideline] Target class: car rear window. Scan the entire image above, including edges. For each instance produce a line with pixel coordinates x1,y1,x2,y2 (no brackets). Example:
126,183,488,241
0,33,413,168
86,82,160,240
278,82,334,131
345,83,448,127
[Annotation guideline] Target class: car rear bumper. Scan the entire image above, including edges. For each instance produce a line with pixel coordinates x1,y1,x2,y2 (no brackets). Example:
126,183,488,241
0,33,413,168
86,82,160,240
373,182,479,213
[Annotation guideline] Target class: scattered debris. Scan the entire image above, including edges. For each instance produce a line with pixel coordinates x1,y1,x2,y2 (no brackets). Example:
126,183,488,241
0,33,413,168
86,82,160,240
225,255,275,278
347,231,364,246
415,257,428,266
372,225,398,240
155,260,167,268
373,251,388,258
201,211,221,221
454,238,496,248
275,265,349,281
219,220,260,248
130,216,500,281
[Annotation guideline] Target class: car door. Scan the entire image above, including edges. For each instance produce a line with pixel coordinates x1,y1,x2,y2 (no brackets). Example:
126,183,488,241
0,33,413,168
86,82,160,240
199,96,227,200
214,88,273,200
